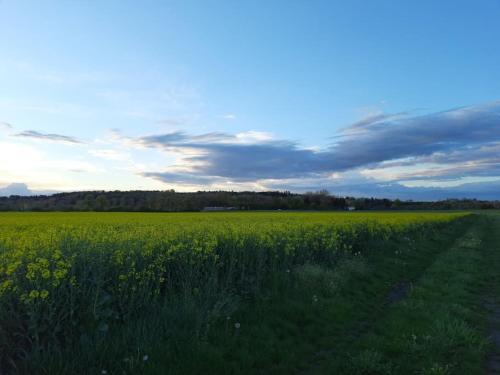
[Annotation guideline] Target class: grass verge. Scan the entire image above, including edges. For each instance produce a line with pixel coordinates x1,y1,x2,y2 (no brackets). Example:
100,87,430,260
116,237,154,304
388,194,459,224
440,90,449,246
318,214,494,374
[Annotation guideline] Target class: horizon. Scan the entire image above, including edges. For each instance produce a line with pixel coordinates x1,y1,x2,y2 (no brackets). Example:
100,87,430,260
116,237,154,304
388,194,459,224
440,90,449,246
1,183,499,203
2,1,500,200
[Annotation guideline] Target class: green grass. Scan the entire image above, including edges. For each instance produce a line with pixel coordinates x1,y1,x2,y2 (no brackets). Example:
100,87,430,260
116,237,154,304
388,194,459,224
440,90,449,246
3,210,498,374
318,217,491,374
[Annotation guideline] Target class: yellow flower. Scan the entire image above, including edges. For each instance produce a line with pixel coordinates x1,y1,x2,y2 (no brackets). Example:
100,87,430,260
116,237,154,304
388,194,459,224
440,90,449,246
0,280,13,295
29,290,40,299
54,269,67,279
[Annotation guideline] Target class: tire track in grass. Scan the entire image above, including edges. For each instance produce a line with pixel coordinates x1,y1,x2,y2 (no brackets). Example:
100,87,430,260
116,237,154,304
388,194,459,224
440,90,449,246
299,219,476,375
317,217,488,375
347,281,412,341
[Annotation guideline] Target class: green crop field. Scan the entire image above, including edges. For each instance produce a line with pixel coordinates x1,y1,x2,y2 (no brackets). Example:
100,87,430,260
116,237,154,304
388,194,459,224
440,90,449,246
1,211,499,374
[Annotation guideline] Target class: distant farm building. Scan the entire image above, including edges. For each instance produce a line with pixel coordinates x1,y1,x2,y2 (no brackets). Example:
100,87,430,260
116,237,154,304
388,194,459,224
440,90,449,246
202,206,237,212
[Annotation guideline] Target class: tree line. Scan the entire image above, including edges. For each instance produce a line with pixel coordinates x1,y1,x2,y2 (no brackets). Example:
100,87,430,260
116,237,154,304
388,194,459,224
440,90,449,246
0,190,498,211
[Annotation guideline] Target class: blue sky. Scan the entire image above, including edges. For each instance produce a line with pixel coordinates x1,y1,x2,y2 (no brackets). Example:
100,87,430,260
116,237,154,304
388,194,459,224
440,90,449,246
1,0,500,199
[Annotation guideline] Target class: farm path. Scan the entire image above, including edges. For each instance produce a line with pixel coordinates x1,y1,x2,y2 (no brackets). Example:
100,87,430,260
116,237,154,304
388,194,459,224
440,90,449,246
298,220,479,375
299,214,500,375
484,214,500,374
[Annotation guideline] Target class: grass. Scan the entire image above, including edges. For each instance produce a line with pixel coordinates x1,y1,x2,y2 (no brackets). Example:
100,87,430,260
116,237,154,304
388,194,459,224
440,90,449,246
3,210,500,374
319,217,490,374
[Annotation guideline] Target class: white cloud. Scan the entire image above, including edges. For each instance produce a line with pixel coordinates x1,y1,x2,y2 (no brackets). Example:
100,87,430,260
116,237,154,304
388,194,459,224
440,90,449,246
234,131,274,143
89,149,130,161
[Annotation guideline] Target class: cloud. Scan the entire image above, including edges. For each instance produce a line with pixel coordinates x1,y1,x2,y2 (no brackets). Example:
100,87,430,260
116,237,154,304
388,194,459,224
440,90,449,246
0,183,32,196
133,131,319,182
14,130,83,144
329,101,500,171
338,111,407,135
221,114,236,120
0,121,13,130
141,171,221,185
89,149,129,161
0,182,57,197
84,99,497,200
129,101,500,186
3,99,500,200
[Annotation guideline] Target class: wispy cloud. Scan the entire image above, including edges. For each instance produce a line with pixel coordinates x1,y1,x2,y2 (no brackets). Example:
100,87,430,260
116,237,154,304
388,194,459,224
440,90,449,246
0,121,13,129
330,101,500,170
15,130,83,144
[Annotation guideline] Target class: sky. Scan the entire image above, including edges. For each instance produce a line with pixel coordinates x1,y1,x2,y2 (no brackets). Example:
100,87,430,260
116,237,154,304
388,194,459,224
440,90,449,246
1,0,500,199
